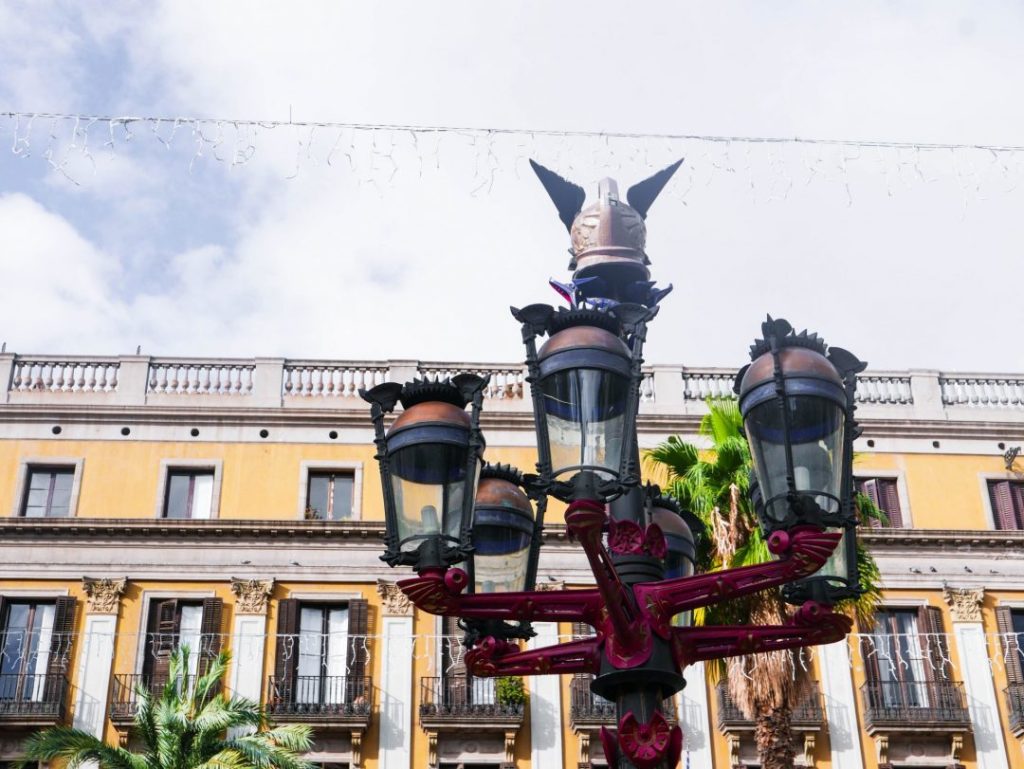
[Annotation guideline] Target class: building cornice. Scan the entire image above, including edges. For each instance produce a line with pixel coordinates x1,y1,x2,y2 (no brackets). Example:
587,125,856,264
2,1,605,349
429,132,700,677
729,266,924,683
1,517,1022,552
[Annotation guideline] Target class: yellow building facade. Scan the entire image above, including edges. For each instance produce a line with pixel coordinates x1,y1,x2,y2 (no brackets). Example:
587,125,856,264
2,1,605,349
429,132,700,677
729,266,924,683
0,353,1023,769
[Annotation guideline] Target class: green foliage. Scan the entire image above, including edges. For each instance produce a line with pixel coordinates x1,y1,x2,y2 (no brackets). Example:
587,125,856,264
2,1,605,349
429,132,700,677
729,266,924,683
16,646,315,769
495,676,527,707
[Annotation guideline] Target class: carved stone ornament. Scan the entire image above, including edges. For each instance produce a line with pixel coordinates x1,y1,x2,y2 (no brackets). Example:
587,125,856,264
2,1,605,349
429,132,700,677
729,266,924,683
82,577,127,614
377,579,414,616
943,586,984,623
230,578,274,615
535,580,566,592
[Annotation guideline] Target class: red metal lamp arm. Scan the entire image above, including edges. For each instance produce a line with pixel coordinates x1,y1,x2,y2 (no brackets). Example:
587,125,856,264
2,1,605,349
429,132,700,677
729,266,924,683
564,499,641,638
634,526,841,638
465,635,603,678
671,601,853,667
397,572,605,625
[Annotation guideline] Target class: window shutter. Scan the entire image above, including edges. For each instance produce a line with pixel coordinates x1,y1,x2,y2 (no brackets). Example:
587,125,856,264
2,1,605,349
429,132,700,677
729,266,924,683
858,614,884,688
148,599,178,682
1012,483,1024,530
198,598,224,672
919,606,954,710
347,598,369,702
46,597,77,678
274,598,300,703
572,621,592,640
878,479,903,528
989,481,1019,530
858,479,881,528
997,607,1024,685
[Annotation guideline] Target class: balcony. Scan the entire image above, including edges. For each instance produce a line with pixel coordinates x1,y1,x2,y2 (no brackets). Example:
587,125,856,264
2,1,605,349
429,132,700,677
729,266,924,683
860,680,971,732
110,674,209,724
716,681,825,731
0,673,69,727
266,675,372,728
1006,683,1024,735
569,675,616,730
419,676,524,731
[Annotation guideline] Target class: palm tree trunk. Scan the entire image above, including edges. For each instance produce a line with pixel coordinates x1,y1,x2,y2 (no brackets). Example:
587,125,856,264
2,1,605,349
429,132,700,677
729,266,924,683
754,704,796,769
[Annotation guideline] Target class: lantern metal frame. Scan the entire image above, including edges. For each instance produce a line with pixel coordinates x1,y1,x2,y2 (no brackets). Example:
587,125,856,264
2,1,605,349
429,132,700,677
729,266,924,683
462,462,547,644
735,316,867,605
361,374,489,572
511,302,656,503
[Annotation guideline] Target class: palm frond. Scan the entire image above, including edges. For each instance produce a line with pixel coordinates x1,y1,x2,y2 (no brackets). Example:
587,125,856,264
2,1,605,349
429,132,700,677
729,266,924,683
16,727,145,769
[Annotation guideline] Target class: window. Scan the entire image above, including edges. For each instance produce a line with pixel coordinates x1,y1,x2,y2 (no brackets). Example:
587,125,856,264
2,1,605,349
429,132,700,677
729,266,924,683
997,606,1024,689
863,606,950,711
143,598,222,681
855,476,904,528
0,597,76,704
306,472,355,521
163,470,214,519
298,604,349,704
20,466,74,518
988,480,1024,530
273,598,368,712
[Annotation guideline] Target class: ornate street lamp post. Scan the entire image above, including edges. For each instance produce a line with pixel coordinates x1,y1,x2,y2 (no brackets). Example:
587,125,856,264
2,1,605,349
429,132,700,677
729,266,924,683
363,161,866,768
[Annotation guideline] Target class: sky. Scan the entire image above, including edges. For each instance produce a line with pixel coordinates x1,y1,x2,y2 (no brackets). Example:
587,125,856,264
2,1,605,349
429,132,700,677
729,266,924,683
0,1,1021,372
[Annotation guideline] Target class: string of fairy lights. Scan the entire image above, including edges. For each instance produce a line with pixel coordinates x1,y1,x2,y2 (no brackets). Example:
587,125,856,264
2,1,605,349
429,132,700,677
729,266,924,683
3,110,1024,206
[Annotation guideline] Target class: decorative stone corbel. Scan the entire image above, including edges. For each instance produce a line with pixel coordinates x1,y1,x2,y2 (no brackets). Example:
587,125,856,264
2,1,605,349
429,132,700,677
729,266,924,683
951,732,964,762
578,730,591,768
427,730,438,769
504,729,517,765
803,733,816,766
943,586,984,623
82,577,127,614
376,579,414,616
350,730,363,769
727,734,741,768
876,733,889,766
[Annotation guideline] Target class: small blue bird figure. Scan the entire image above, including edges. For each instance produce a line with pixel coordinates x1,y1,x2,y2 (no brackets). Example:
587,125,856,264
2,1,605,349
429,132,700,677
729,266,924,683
548,277,600,308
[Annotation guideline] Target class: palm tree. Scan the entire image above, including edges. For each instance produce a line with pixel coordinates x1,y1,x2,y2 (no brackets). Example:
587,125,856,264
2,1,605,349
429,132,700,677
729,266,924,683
17,646,315,769
646,398,882,769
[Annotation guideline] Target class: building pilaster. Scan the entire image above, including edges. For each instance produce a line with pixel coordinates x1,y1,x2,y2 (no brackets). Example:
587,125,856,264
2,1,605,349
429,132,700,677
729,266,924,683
818,640,865,769
377,580,415,769
228,578,273,724
74,578,126,741
944,587,1010,769
677,661,714,769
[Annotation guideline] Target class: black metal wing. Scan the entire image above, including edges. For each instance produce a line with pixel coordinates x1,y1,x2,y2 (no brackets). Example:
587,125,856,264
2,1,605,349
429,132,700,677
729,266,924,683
529,160,586,232
626,159,684,219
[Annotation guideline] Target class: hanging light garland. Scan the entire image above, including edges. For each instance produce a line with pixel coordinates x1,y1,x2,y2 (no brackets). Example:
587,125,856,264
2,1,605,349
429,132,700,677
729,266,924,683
3,110,1022,207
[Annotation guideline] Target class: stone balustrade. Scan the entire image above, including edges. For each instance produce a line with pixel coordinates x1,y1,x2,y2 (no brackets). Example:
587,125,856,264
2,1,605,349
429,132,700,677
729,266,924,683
0,353,1019,422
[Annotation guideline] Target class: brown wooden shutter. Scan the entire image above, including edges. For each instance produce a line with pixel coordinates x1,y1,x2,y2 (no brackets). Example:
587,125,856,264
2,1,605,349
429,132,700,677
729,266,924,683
347,598,369,701
1013,484,1024,529
572,621,592,640
150,599,179,682
919,606,954,710
274,598,300,703
989,480,1019,530
859,614,884,689
878,480,903,528
997,606,1024,685
860,479,884,528
46,597,77,677
198,598,223,673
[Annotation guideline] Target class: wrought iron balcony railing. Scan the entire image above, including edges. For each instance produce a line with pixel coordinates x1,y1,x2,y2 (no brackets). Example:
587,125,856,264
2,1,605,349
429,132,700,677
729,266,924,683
110,673,208,722
569,674,617,727
1005,683,1024,734
860,679,971,730
716,681,824,730
419,676,525,722
0,672,69,725
265,675,372,723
